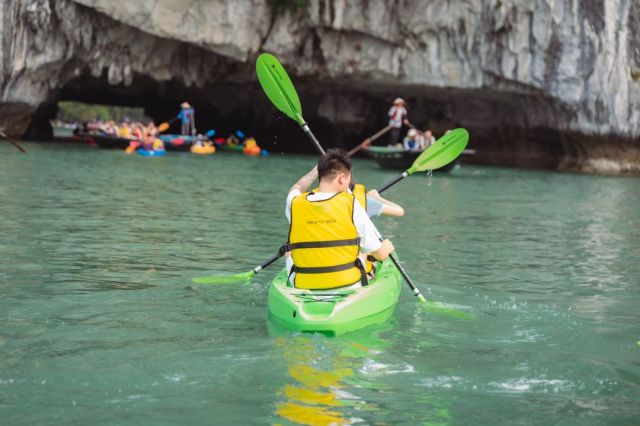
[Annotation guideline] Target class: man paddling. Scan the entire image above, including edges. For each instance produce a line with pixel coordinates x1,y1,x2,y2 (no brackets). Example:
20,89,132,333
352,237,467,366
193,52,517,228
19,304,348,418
284,149,394,290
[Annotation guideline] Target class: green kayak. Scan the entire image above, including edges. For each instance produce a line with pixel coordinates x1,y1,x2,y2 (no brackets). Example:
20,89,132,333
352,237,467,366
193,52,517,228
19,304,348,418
267,258,402,336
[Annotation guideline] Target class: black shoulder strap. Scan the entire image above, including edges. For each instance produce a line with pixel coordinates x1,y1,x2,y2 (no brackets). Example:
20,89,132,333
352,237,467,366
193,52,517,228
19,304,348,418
278,238,360,257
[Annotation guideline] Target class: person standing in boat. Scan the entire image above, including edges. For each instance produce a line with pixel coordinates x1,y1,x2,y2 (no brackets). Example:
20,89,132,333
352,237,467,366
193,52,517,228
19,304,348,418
284,149,395,289
177,102,196,136
387,97,409,147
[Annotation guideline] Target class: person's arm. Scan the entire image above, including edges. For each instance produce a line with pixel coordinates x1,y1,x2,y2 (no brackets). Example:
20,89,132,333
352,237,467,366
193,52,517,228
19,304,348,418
289,166,318,194
402,108,410,126
367,189,404,217
371,239,394,261
353,202,394,261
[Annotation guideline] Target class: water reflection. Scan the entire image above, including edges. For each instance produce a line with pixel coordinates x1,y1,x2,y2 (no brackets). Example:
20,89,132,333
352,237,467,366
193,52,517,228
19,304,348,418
272,330,390,425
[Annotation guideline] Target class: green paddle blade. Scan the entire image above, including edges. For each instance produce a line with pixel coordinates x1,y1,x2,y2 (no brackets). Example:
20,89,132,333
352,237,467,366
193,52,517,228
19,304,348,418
256,53,305,126
192,270,255,285
408,128,469,174
425,301,476,320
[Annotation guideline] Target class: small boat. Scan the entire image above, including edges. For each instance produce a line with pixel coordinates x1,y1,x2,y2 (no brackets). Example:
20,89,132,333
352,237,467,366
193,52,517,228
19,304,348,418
190,143,216,155
92,133,132,149
158,134,197,152
268,258,401,336
137,148,167,157
366,146,473,172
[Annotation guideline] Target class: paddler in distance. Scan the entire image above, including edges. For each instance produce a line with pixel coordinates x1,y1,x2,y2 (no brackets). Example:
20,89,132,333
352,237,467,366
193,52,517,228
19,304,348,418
284,149,395,289
388,97,409,147
177,101,196,136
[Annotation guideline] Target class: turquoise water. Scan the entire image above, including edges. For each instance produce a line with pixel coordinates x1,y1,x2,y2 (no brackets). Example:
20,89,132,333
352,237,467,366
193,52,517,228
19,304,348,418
1,142,639,425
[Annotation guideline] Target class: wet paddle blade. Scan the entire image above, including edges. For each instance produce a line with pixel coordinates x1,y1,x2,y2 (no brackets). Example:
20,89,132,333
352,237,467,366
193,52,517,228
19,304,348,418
408,128,469,174
256,53,305,126
425,301,475,320
192,270,255,285
157,122,170,133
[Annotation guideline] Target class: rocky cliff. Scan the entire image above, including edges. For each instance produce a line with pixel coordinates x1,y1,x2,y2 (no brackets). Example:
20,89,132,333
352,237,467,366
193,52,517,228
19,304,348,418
1,0,638,174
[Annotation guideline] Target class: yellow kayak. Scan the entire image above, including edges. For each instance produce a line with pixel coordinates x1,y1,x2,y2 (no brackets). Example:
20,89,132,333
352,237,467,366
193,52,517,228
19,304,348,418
191,144,216,155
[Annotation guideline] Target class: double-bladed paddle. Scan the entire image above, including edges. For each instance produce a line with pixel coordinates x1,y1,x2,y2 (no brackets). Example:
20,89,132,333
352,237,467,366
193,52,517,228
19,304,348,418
191,139,465,285
254,53,430,303
193,54,468,312
377,128,469,192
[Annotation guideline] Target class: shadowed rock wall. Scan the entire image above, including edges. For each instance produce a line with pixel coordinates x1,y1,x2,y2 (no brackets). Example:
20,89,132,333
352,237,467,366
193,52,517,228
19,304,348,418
1,0,638,174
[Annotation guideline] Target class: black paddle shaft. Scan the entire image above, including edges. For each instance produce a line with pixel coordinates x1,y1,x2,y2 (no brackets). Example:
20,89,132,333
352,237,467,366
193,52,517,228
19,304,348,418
301,125,326,156
254,254,280,274
302,123,405,196
388,252,424,299
377,171,408,194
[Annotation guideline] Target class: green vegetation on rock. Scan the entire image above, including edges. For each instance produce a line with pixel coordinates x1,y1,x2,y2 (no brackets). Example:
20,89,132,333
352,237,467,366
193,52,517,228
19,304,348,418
268,0,308,15
57,101,147,122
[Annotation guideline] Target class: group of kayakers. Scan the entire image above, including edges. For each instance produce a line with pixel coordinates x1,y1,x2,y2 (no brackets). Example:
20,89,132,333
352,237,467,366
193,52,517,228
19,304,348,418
386,97,437,152
283,149,403,288
69,101,266,157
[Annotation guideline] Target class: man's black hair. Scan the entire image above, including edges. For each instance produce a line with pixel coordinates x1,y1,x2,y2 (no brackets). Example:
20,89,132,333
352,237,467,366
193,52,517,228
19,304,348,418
317,148,352,181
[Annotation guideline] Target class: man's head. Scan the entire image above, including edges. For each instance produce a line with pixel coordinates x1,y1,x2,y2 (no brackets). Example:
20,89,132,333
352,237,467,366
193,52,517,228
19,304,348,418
393,97,405,106
317,149,352,192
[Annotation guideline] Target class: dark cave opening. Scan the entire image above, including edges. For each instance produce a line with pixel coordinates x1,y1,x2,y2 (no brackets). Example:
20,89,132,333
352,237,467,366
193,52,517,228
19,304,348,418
24,67,619,172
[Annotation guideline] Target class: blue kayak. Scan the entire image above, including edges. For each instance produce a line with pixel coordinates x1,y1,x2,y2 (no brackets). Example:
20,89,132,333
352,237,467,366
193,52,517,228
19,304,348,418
137,148,167,157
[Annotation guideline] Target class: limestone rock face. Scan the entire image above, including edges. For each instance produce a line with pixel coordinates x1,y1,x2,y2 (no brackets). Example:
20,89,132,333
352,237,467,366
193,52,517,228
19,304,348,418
1,0,638,174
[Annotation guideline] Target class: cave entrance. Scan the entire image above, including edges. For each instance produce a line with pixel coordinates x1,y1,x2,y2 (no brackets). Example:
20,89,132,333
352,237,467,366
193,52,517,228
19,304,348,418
52,101,149,139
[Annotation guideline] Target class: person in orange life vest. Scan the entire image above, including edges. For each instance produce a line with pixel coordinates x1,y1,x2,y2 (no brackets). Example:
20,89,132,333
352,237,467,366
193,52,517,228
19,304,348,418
388,97,409,147
284,149,394,289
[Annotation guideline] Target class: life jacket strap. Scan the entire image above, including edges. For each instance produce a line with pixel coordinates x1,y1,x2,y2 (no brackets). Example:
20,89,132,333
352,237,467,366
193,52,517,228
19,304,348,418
290,259,369,287
278,238,360,257
291,261,358,274
356,257,369,287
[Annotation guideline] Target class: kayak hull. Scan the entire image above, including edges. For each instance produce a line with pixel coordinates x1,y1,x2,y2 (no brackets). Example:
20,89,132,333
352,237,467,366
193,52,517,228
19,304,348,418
159,134,195,152
92,134,132,149
267,258,401,336
137,148,167,157
191,144,216,155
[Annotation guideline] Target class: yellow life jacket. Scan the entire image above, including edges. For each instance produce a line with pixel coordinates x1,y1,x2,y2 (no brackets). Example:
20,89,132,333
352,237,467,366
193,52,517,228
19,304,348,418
351,184,374,274
286,192,365,289
152,138,164,150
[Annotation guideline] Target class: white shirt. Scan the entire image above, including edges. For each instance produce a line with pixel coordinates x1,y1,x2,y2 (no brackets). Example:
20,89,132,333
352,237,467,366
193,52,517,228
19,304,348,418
285,190,382,254
388,106,407,128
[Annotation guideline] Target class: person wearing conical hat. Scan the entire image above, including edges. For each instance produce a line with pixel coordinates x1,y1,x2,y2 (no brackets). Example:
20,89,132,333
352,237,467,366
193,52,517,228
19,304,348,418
387,97,409,147
177,101,196,136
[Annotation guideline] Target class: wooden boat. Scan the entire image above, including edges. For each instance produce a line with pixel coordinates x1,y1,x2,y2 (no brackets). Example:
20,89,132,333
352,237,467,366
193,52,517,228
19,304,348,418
158,134,197,152
365,146,474,172
91,133,132,149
